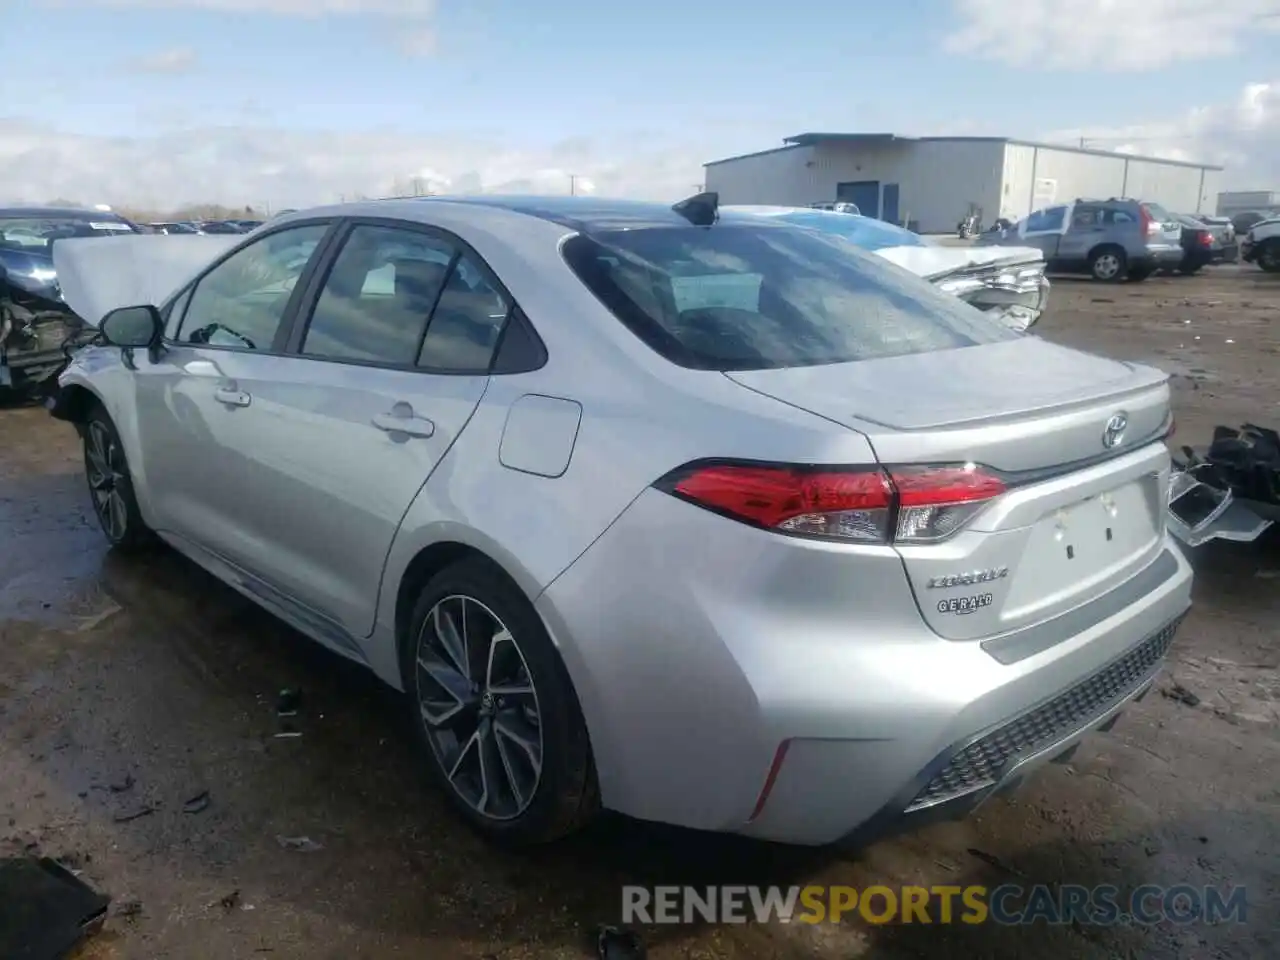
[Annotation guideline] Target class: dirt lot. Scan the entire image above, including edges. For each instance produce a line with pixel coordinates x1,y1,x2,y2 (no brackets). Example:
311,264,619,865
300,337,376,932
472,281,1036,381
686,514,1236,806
2,267,1278,960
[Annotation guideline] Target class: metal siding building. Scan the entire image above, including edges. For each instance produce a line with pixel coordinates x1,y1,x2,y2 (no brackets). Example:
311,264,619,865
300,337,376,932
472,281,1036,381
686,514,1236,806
1216,190,1280,216
705,134,1223,232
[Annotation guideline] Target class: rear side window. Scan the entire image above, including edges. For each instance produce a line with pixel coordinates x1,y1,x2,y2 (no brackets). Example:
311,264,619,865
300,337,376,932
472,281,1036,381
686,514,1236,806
561,224,1016,372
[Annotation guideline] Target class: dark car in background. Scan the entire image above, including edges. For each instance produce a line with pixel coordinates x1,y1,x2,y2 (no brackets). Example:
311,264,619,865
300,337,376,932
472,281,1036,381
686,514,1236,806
0,207,141,398
1173,214,1220,275
1191,215,1237,261
148,220,203,235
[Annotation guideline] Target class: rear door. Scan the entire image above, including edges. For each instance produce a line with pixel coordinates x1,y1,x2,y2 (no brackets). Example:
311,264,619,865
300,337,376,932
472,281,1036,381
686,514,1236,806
235,219,515,638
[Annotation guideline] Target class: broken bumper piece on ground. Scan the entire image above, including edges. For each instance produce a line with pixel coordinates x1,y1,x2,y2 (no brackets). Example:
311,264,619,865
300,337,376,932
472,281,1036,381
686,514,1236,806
1168,424,1279,547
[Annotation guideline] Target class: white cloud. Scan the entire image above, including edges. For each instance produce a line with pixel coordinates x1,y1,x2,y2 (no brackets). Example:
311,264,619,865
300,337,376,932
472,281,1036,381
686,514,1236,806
3,82,1275,212
42,0,435,15
0,121,710,210
125,46,198,74
1039,81,1280,187
946,0,1280,70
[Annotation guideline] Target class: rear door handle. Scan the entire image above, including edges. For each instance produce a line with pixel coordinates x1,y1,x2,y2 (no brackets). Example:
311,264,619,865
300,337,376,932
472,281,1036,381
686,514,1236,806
214,387,251,407
372,404,435,438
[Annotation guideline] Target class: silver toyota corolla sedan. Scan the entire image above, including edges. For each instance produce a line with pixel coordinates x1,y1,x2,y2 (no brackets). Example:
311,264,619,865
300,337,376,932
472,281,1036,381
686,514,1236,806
48,193,1192,847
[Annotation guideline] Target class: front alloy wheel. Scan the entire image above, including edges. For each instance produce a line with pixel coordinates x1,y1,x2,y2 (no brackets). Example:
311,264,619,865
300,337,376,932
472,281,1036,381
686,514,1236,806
415,595,543,820
85,420,130,542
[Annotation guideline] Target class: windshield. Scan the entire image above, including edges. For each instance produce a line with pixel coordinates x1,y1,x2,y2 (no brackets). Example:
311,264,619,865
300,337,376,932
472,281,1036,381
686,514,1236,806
561,224,1016,372
0,215,139,253
759,211,927,252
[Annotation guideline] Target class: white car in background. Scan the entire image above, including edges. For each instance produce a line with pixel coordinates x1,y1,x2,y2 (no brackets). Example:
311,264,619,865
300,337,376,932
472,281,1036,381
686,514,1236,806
726,206,1050,332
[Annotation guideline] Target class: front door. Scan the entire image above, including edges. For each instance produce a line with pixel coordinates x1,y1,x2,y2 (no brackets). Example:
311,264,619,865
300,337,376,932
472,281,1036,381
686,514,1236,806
228,221,514,637
1018,203,1071,262
836,180,881,219
132,220,336,564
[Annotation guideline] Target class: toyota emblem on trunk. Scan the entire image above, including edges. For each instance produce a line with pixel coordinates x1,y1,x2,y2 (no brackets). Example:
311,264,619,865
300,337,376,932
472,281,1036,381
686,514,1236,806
1102,413,1128,449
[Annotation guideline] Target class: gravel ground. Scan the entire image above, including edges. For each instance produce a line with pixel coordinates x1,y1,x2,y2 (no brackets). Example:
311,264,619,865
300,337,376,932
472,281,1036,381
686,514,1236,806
1,265,1277,959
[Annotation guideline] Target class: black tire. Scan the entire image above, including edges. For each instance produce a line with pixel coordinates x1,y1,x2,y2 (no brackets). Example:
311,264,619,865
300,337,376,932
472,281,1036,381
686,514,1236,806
1127,267,1152,282
1258,240,1280,273
402,557,598,845
83,405,155,552
1089,246,1127,282
1177,265,1202,276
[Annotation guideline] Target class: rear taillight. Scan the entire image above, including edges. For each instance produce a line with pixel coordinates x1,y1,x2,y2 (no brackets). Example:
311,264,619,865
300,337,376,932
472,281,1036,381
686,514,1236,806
1140,205,1158,236
656,461,1006,544
1198,232,1213,247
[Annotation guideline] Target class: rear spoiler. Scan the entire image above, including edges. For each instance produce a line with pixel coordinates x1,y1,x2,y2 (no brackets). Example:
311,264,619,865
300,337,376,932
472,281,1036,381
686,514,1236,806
52,234,239,326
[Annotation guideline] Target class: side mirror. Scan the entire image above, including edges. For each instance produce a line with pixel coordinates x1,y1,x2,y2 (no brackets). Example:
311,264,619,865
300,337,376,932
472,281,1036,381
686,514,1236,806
100,304,162,349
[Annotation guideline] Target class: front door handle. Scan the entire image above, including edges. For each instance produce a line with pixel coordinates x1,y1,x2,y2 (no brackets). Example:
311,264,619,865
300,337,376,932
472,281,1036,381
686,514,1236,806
373,402,435,439
214,387,251,407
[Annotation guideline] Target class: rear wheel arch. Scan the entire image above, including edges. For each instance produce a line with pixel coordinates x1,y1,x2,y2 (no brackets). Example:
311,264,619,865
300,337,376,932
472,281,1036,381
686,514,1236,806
394,542,600,842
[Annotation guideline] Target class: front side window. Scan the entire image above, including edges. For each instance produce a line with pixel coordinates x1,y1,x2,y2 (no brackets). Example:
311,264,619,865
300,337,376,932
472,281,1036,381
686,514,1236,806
562,223,1016,372
1025,206,1067,233
301,225,456,365
177,223,329,351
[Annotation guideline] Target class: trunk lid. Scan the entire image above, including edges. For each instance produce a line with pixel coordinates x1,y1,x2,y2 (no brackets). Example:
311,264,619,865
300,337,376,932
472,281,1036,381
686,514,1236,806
725,337,1173,640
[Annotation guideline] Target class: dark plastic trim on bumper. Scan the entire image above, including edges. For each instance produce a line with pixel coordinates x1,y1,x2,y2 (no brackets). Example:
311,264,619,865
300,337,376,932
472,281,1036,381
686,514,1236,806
834,617,1180,852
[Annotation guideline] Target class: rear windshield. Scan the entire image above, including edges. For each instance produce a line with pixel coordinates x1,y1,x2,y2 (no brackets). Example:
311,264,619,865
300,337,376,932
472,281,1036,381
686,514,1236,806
561,224,1017,371
1141,202,1174,222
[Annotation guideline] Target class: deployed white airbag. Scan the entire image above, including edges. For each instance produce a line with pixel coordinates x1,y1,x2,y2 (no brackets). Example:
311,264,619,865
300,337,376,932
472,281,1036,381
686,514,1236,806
53,235,239,326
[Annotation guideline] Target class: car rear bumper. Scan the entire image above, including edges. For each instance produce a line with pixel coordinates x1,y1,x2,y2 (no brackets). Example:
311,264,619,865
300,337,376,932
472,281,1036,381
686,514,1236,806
538,487,1194,846
1138,246,1185,269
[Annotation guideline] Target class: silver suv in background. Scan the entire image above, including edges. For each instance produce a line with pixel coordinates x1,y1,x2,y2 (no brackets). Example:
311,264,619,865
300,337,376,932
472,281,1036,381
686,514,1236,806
979,198,1184,282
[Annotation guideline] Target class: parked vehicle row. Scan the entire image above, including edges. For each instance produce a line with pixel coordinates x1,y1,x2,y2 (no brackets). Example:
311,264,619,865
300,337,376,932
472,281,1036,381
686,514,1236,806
44,191,1189,851
147,219,264,236
1,206,143,397
976,197,1253,281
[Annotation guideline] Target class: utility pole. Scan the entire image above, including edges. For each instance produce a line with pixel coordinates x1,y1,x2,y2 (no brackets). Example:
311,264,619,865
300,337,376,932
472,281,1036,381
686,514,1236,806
569,174,579,196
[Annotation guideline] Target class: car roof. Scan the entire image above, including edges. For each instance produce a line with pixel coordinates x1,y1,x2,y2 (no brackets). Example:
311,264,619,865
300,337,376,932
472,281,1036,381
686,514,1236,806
276,195,788,234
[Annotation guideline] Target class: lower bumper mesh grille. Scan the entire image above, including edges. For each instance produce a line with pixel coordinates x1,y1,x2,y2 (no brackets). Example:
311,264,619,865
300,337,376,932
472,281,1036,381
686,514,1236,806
906,619,1180,811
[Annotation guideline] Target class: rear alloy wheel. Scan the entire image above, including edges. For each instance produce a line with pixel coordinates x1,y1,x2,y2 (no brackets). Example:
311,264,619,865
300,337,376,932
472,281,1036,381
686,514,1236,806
1089,247,1126,282
83,409,154,552
404,558,598,844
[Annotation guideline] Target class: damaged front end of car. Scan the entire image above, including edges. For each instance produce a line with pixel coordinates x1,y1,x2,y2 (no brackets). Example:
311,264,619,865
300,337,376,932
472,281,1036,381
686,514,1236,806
0,264,86,400
1167,424,1279,548
928,256,1051,333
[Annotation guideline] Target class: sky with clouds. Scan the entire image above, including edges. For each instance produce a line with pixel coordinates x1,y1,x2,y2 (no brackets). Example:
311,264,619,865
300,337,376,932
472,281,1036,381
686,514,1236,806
3,0,1279,210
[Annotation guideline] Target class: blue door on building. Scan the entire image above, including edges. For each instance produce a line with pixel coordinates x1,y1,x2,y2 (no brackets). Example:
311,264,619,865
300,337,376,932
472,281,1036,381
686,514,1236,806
882,183,900,225
836,180,880,219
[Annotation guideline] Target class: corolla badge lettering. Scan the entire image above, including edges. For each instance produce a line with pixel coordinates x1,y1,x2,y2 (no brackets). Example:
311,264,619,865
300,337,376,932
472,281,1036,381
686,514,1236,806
926,567,1009,589
1103,412,1128,449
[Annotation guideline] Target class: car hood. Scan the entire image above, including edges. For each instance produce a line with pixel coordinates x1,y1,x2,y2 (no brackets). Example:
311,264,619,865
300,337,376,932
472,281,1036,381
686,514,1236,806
52,234,239,325
874,244,1044,278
